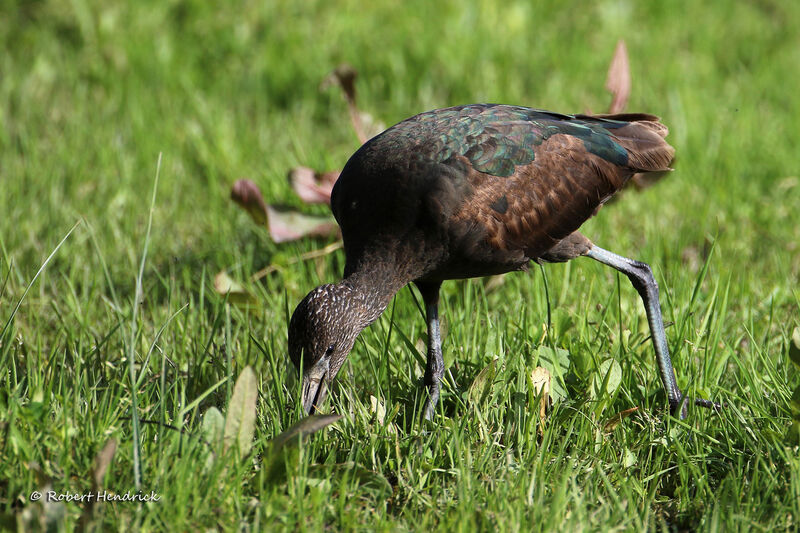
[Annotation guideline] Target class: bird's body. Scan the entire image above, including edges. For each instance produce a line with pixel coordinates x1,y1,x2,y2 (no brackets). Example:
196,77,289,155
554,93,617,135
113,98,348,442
289,104,717,419
332,104,671,281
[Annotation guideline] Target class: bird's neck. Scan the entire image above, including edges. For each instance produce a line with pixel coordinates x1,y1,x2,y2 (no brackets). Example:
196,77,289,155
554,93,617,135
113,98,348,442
339,257,414,328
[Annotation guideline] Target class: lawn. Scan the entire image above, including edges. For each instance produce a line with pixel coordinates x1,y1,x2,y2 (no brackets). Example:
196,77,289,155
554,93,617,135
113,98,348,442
2,0,799,530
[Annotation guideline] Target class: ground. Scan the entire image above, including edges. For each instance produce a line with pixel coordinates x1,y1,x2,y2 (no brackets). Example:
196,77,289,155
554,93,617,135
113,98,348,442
1,0,799,530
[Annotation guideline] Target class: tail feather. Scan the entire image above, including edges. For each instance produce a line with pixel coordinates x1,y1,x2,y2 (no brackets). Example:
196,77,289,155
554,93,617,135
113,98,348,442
601,113,675,172
581,113,675,172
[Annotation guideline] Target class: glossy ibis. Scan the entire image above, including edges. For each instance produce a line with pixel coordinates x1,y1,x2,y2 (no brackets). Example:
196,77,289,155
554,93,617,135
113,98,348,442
288,104,718,420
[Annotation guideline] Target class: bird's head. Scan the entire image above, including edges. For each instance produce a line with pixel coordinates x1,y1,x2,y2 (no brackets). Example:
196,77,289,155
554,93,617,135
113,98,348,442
288,283,365,414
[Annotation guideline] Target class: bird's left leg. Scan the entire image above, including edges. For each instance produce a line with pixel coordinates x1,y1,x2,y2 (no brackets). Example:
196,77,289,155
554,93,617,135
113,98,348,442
415,281,444,420
585,245,720,418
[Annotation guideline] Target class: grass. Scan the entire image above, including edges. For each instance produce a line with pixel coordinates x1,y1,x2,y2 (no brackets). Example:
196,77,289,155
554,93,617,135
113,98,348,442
2,0,799,530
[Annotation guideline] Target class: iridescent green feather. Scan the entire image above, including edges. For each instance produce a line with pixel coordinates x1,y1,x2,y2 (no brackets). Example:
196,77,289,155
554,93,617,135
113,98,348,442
374,104,630,178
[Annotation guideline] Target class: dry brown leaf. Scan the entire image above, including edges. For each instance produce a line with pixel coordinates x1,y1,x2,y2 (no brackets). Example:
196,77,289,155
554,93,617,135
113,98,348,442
321,63,384,144
288,166,339,205
266,206,339,243
606,40,630,114
230,179,340,243
231,179,268,226
251,241,343,280
602,406,639,433
529,366,551,426
92,438,117,489
79,438,118,529
321,63,367,143
213,271,257,306
321,63,358,104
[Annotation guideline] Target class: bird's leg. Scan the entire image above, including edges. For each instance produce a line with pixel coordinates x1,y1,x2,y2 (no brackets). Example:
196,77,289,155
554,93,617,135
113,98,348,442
585,246,720,419
416,281,444,420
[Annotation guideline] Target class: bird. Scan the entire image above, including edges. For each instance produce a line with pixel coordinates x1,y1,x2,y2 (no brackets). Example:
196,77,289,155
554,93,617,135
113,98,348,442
288,103,719,420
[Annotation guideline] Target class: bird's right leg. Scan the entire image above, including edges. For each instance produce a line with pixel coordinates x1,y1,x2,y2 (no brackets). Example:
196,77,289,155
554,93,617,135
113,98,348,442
416,281,444,420
584,245,720,418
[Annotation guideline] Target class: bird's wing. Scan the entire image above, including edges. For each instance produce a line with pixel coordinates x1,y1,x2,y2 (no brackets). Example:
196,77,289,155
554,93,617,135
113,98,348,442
373,104,672,176
402,105,676,259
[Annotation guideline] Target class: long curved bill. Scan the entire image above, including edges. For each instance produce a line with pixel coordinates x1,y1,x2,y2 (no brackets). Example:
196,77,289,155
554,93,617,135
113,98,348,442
301,359,330,414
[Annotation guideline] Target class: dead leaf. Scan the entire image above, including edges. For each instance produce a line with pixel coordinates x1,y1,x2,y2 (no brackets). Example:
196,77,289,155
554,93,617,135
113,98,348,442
231,179,268,226
79,437,118,529
369,395,387,425
321,63,384,144
606,40,630,114
92,438,117,489
356,111,385,143
266,205,339,243
602,406,639,433
213,271,257,306
321,63,358,104
288,166,339,205
251,241,343,281
529,366,551,424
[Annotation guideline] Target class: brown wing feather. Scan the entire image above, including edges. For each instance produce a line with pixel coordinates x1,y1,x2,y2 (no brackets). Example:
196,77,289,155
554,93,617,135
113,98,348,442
452,117,673,262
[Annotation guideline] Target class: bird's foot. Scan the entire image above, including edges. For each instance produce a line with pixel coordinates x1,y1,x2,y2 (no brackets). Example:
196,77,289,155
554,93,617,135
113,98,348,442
670,394,723,420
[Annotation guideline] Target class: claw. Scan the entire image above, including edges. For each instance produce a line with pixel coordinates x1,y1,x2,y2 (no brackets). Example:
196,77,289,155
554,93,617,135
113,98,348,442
694,397,724,410
670,393,722,419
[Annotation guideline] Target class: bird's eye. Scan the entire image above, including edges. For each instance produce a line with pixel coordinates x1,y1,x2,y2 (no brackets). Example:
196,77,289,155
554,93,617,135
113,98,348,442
325,344,335,357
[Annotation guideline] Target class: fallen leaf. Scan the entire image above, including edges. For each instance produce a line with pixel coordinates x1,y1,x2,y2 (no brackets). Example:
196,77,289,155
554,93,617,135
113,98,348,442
266,205,339,243
321,63,358,104
92,438,117,489
213,271,257,306
606,40,630,114
529,366,551,424
356,111,385,143
251,241,343,281
224,366,258,457
75,440,112,528
602,406,639,432
321,63,384,144
288,166,339,205
231,179,268,226
369,395,387,425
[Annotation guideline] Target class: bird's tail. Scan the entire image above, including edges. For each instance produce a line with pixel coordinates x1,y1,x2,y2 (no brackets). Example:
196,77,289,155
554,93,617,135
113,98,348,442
586,113,676,172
